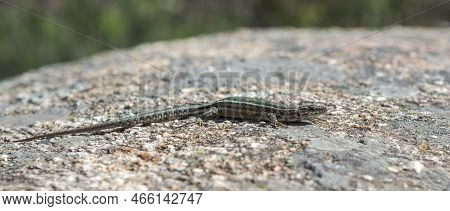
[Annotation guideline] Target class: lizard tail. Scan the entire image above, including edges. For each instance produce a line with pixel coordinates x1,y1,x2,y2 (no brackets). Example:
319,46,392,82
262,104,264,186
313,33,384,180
12,120,131,143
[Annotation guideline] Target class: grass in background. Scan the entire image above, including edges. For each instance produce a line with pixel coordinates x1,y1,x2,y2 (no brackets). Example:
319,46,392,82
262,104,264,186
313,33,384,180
0,0,448,80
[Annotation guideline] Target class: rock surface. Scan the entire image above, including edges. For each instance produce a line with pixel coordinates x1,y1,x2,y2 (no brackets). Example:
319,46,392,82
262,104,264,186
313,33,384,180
0,27,449,190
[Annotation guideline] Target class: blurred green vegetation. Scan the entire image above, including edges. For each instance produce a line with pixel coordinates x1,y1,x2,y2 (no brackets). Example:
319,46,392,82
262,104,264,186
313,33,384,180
0,0,448,80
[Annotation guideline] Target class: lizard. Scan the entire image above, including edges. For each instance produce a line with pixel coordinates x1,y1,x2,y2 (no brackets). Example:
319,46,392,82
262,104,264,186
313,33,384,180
10,96,327,143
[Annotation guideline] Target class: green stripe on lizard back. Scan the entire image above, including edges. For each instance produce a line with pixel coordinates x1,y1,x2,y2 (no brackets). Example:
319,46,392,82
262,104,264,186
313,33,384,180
216,96,289,109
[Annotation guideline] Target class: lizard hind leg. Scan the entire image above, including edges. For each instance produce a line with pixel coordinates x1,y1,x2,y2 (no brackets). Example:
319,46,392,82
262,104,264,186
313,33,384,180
266,113,287,128
175,107,219,128
199,107,219,120
196,107,219,126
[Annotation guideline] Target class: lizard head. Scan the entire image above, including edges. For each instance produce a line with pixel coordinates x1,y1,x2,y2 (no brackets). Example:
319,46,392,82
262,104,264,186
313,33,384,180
277,103,327,123
290,103,327,122
297,104,328,117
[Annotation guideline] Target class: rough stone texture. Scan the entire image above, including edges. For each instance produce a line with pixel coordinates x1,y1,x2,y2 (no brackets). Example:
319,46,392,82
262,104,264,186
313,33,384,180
0,27,448,190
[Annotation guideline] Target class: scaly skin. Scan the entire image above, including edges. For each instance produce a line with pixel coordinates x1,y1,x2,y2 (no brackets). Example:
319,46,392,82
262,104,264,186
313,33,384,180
12,97,327,143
